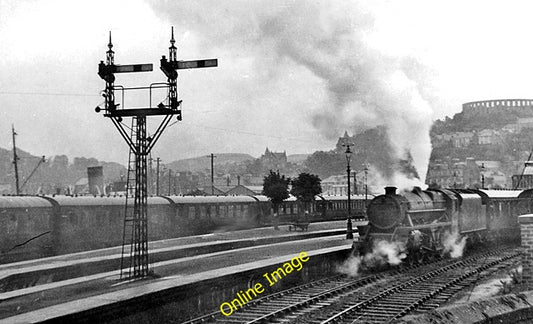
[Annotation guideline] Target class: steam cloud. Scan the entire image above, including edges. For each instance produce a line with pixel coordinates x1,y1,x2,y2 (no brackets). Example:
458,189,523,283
339,232,467,277
338,240,406,277
442,231,467,259
148,0,436,186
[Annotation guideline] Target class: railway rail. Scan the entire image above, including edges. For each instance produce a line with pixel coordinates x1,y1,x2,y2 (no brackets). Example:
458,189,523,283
184,247,520,324
316,248,519,323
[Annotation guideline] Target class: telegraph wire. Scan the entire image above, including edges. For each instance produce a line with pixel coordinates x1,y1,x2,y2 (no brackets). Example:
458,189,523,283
180,121,332,145
0,91,100,97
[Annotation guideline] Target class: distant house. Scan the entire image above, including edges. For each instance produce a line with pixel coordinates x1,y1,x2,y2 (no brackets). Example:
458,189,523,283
226,185,263,196
74,177,88,194
477,129,501,145
426,157,482,188
518,117,533,131
321,174,363,195
451,132,474,148
502,123,519,133
433,133,453,147
207,186,227,196
322,175,345,195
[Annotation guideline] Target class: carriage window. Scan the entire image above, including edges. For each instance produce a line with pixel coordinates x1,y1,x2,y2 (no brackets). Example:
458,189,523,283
188,206,196,219
200,206,207,218
68,211,78,225
235,204,241,218
6,213,17,234
210,205,217,217
97,212,105,226
243,205,249,217
228,205,235,217
221,205,227,217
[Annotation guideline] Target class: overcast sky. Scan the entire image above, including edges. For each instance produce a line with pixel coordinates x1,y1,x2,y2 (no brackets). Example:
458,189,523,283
1,0,533,168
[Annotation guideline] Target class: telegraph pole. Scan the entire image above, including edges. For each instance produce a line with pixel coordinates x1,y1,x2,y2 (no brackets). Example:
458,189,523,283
96,28,217,279
12,125,20,195
168,168,172,195
209,153,216,195
156,157,161,195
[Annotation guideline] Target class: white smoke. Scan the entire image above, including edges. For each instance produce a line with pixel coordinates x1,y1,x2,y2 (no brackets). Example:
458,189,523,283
366,240,407,266
337,254,363,277
148,0,436,183
442,231,467,259
338,240,406,276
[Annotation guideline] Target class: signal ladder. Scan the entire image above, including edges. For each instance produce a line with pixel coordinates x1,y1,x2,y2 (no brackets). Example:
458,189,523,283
120,117,137,279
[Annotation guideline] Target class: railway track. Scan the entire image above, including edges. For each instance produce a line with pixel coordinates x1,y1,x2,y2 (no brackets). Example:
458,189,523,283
184,247,520,324
315,248,519,323
182,273,384,324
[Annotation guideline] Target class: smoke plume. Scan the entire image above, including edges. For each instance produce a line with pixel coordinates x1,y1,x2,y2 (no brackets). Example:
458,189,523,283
148,1,435,183
442,231,467,259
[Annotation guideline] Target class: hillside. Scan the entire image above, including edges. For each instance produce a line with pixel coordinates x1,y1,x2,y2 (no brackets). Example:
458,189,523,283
167,153,255,173
0,147,127,194
287,154,309,164
303,126,418,180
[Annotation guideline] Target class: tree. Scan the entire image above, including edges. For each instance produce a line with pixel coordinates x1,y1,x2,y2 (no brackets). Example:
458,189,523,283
262,170,290,213
290,172,322,214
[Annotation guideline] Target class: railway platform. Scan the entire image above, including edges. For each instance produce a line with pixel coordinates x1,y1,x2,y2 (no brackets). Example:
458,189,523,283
0,220,356,323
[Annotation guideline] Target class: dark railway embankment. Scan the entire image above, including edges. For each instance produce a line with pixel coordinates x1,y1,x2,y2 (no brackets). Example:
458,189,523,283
398,291,533,324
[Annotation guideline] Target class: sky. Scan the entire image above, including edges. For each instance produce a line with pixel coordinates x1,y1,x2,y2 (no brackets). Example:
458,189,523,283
1,0,533,181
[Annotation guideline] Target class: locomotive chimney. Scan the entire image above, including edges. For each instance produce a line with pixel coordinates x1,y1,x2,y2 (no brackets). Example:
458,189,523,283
412,186,422,195
385,186,397,195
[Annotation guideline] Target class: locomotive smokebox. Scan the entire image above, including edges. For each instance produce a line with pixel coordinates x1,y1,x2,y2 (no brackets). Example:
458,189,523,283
385,186,397,195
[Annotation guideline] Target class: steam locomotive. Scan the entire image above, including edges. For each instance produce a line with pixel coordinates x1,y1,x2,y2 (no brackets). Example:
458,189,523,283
357,186,533,263
0,193,371,264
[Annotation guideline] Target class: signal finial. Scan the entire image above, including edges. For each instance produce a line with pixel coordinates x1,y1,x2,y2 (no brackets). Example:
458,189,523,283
169,26,177,62
170,26,175,45
106,31,115,65
108,31,113,51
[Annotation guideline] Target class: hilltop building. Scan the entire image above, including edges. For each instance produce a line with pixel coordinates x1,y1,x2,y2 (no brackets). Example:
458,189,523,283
260,148,288,171
462,99,533,117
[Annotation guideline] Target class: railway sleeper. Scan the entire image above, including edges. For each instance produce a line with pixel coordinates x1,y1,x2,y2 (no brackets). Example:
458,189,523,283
401,288,437,293
384,297,422,302
365,305,407,312
349,311,395,318
378,300,420,306
348,313,393,321
230,313,267,319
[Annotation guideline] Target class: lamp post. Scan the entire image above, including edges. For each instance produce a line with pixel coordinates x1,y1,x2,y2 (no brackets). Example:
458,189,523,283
343,144,354,239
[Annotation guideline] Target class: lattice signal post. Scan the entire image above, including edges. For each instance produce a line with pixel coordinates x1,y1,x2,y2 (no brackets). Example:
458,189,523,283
96,28,217,279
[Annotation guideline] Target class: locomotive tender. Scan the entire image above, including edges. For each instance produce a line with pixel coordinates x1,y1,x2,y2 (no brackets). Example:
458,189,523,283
0,193,370,264
358,186,532,263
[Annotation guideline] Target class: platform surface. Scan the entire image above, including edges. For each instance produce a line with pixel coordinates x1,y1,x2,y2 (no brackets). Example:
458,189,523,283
0,221,355,322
